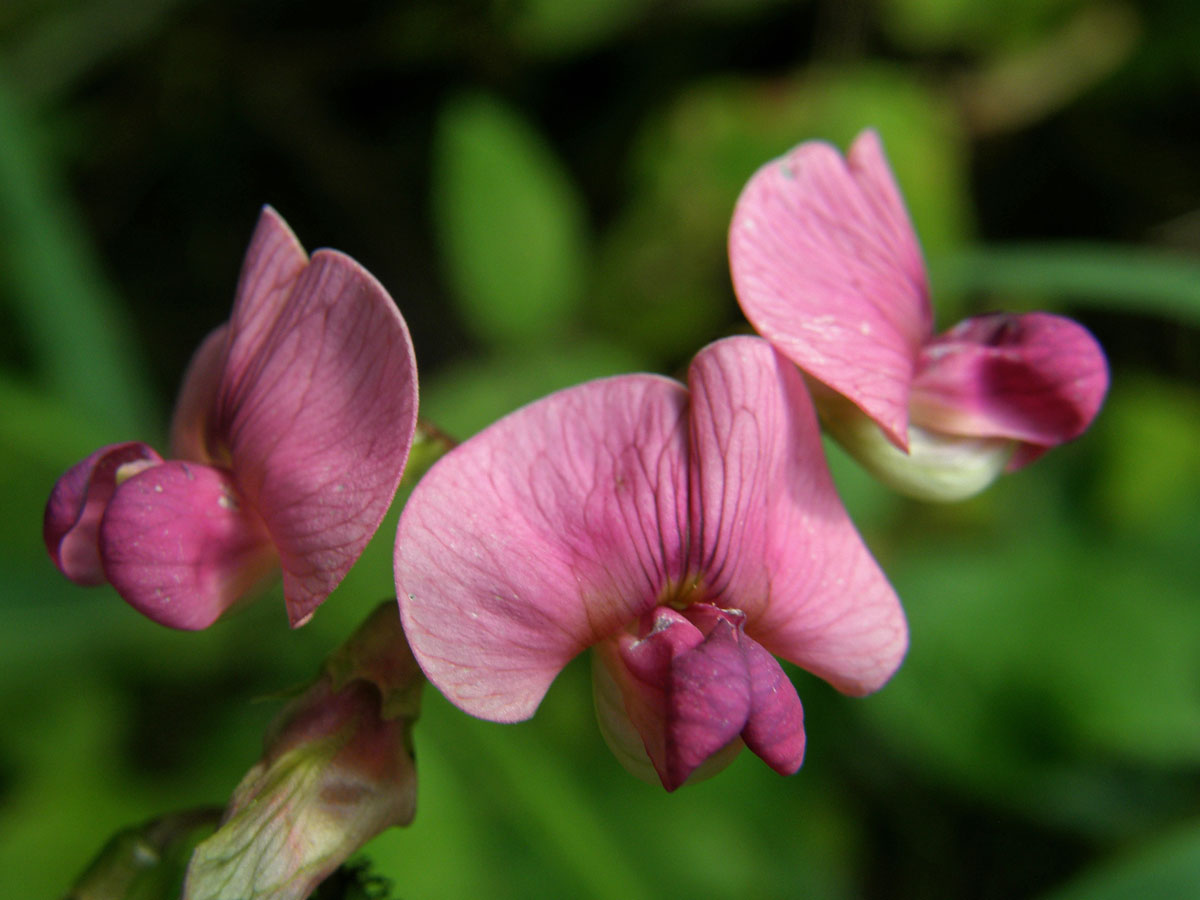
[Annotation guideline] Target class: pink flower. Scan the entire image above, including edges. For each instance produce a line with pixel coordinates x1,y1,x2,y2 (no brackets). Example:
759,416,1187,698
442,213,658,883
394,337,906,790
44,208,418,629
729,130,1109,500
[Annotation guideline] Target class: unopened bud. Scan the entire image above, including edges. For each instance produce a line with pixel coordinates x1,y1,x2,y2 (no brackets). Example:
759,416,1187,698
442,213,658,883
183,603,424,900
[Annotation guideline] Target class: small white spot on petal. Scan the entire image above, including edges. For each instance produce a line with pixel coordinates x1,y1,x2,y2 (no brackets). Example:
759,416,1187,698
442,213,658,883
860,321,872,336
218,493,236,510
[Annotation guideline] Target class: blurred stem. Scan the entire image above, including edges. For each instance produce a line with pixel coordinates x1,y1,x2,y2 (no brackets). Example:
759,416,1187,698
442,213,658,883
398,419,459,493
935,244,1200,326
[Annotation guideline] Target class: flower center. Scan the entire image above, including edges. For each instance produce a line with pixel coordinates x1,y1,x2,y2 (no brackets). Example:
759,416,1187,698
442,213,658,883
658,575,714,612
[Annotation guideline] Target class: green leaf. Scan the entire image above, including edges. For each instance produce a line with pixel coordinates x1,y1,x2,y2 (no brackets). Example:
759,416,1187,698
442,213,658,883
432,93,589,346
1040,819,1200,900
499,0,648,56
860,463,1200,834
1094,378,1200,538
880,0,1081,53
0,77,155,433
422,338,644,439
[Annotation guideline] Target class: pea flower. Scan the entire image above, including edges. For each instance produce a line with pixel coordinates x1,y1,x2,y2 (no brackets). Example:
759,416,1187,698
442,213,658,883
395,337,906,790
728,130,1109,501
44,208,418,629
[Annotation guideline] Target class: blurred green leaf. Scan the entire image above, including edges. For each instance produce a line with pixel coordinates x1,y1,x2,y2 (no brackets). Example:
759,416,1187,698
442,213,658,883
880,0,1085,53
497,0,647,56
1095,378,1200,537
1040,819,1200,900
0,78,155,433
861,457,1200,834
422,338,644,439
433,93,589,346
1,0,194,106
935,244,1200,325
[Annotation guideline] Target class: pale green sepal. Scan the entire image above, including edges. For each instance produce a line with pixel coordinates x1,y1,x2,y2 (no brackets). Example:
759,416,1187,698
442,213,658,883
816,387,1014,502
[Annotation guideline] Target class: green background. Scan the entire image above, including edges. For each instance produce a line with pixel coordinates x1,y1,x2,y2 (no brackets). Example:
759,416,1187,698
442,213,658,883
3,0,1199,897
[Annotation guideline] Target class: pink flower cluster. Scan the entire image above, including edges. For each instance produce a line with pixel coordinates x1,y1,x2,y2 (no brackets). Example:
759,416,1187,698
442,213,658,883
45,209,418,629
46,132,1107,790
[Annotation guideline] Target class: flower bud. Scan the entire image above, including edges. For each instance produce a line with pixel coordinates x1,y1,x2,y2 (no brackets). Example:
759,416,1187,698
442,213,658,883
183,603,423,900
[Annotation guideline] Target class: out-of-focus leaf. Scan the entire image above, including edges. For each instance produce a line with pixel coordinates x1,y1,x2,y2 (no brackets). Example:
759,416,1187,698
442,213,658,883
495,0,795,57
1095,378,1200,537
861,455,1200,834
432,93,589,346
880,0,1086,53
421,338,644,439
368,659,858,899
1039,819,1200,900
497,0,647,56
935,244,1200,325
1,0,195,106
0,79,154,433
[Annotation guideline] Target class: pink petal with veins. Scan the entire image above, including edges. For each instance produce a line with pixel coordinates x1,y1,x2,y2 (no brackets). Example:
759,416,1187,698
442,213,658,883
100,461,276,630
222,250,418,627
396,374,691,722
729,130,931,449
169,324,229,464
909,313,1109,468
214,206,309,435
686,337,908,695
44,442,163,585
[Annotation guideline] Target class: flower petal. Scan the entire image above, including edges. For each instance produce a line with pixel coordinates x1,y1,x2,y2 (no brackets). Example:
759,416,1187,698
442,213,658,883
686,336,908,695
222,250,419,627
909,312,1109,468
729,130,931,448
216,206,309,427
169,324,229,463
44,442,163,585
395,374,690,722
100,461,276,630
740,636,806,776
610,606,752,791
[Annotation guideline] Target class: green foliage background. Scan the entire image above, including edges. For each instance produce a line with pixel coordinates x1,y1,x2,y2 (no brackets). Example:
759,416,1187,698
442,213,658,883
2,0,1199,897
